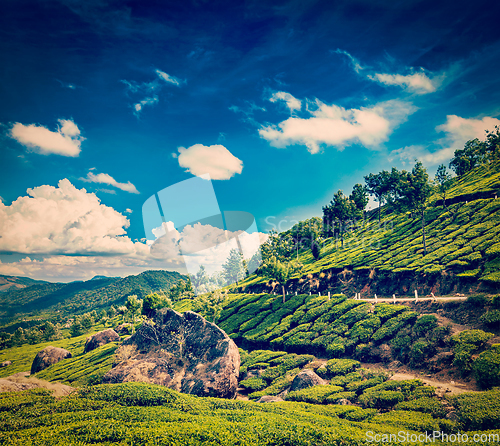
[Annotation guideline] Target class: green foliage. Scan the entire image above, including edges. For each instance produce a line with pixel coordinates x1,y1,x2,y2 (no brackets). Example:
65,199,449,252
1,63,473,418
472,345,500,389
222,249,247,285
36,342,118,386
372,311,417,342
481,310,500,327
452,329,494,372
449,389,500,430
238,377,267,392
142,291,172,316
192,289,229,323
316,359,360,379
286,385,343,404
395,397,446,418
372,410,440,432
358,390,405,409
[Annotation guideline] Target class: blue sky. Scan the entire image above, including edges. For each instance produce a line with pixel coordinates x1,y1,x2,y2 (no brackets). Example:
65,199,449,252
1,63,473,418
1,0,500,281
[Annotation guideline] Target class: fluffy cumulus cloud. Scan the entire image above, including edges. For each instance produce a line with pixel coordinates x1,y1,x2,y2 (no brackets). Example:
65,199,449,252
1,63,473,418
259,98,416,153
176,144,243,180
149,221,267,276
0,179,146,255
368,71,441,94
81,171,139,194
269,91,302,113
9,119,84,156
390,115,500,166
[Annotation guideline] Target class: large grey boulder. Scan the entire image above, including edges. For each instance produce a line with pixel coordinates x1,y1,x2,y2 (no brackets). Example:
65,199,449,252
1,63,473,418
84,329,120,353
289,369,326,392
31,346,72,374
103,309,240,399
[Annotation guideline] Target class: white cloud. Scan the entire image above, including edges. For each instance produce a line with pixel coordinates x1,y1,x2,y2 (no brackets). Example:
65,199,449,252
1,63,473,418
269,91,301,113
125,208,133,214
0,179,147,255
259,98,416,154
155,69,181,86
9,119,84,157
133,96,159,116
436,115,500,144
333,48,365,73
389,115,500,166
176,144,243,180
82,171,139,194
368,71,441,94
335,49,442,95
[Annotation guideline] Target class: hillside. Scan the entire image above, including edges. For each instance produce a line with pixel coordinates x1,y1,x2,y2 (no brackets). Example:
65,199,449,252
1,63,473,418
237,160,500,297
0,270,186,322
0,275,47,293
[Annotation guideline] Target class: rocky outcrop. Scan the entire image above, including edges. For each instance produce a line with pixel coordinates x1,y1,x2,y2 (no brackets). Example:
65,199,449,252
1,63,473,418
289,369,326,392
103,309,240,399
1,360,12,368
114,323,134,335
84,329,120,353
31,346,72,374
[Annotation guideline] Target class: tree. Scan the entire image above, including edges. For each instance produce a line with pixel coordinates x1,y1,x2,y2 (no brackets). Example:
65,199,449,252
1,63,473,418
192,289,229,323
393,161,433,255
364,171,394,222
222,249,246,285
449,138,485,176
484,126,500,162
435,164,453,211
258,256,303,303
70,318,85,337
349,183,369,218
322,190,355,247
142,292,172,317
126,295,142,322
311,241,321,260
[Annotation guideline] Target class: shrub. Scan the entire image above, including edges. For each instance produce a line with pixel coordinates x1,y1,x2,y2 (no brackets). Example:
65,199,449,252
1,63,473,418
449,389,500,430
481,310,500,327
316,359,361,378
467,294,488,306
413,315,438,338
286,385,343,404
358,390,405,409
472,344,500,389
452,329,494,373
372,410,440,432
239,377,267,392
395,397,446,418
372,311,418,342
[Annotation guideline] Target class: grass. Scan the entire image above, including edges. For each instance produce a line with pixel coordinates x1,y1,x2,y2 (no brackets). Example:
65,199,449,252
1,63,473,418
35,342,118,386
0,322,114,378
0,382,483,446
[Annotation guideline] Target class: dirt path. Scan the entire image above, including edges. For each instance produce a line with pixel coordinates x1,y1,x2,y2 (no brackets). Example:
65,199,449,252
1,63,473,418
361,363,475,396
0,371,75,397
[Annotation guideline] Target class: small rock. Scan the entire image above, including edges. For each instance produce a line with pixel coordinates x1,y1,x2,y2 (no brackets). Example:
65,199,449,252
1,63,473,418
446,411,459,422
84,329,120,353
290,369,325,392
1,361,12,368
336,398,352,405
31,347,72,374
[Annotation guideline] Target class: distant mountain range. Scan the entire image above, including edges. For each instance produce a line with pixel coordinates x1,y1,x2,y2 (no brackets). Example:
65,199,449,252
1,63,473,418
0,275,48,293
0,270,186,322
